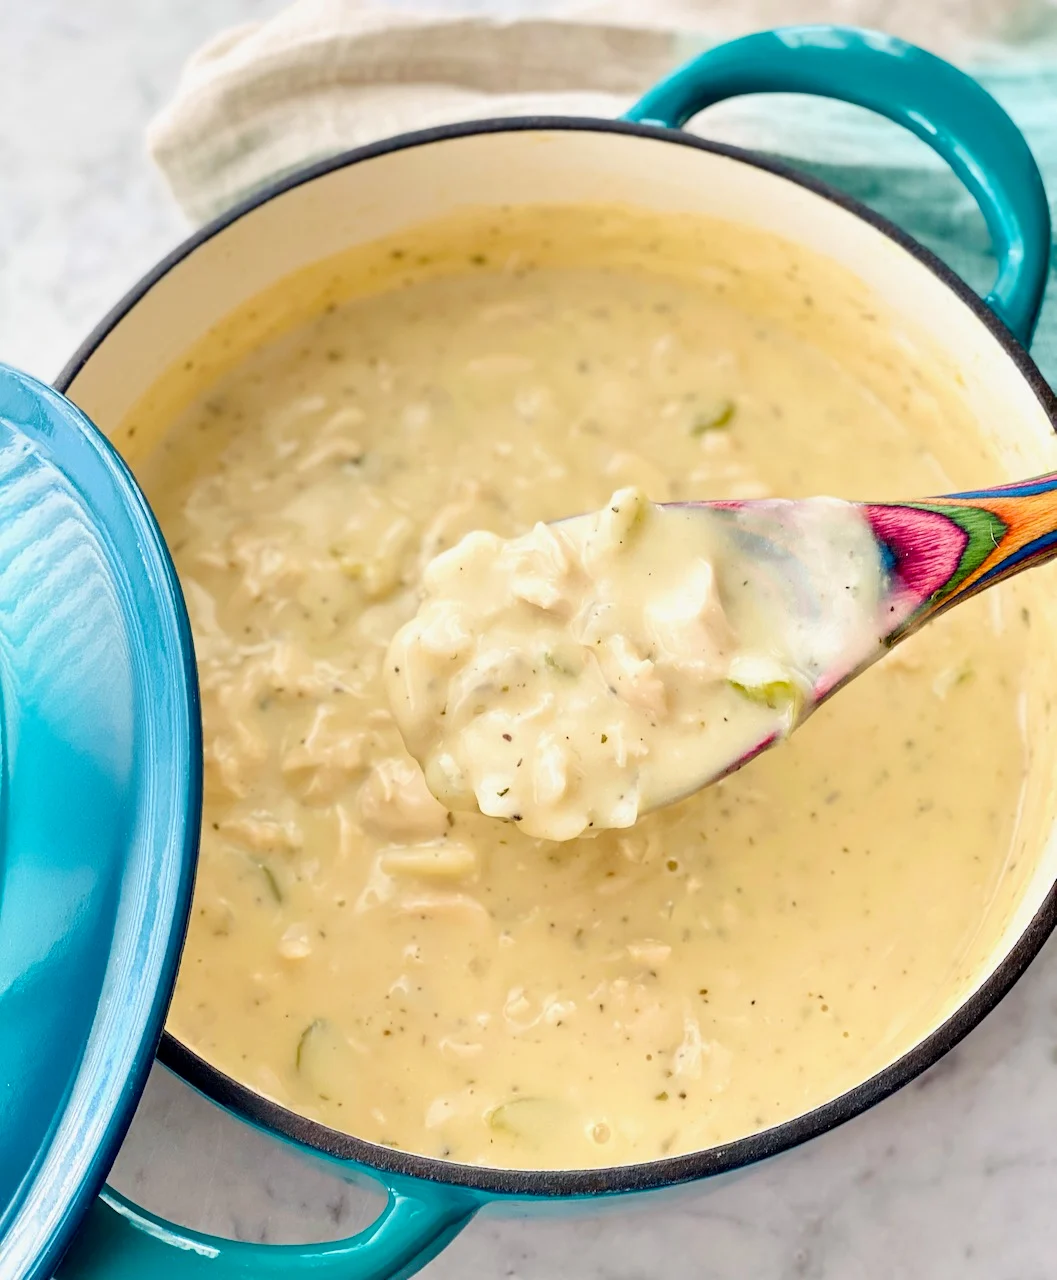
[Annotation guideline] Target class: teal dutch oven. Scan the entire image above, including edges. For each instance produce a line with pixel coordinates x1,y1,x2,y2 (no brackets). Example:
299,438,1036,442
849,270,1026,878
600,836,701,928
7,23,1057,1280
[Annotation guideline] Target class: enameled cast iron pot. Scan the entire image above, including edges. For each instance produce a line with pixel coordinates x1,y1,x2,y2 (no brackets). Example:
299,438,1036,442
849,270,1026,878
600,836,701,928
36,23,1057,1280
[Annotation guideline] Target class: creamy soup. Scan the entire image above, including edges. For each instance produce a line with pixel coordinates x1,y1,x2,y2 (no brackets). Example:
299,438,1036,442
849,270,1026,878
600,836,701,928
388,488,884,838
137,205,1033,1171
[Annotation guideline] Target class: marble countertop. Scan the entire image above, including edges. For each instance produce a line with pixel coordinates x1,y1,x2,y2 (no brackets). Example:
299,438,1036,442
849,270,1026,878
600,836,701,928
6,4,1057,1277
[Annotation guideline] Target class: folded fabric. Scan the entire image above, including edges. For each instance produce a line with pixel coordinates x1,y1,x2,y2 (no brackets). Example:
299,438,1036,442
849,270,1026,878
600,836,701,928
147,0,1057,380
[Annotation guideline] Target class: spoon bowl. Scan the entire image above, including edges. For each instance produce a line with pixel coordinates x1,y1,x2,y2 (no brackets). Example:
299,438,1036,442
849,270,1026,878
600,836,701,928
650,476,1054,793
653,470,1057,802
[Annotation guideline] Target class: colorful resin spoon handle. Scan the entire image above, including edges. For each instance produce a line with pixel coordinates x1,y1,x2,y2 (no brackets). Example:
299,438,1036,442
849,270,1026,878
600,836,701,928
863,471,1057,644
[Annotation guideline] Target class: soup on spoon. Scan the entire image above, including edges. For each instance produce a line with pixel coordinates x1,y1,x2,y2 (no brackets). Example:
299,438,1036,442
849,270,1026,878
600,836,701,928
386,485,885,839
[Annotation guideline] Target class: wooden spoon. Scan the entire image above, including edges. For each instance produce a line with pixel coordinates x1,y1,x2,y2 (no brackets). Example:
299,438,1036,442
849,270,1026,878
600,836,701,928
389,474,1057,836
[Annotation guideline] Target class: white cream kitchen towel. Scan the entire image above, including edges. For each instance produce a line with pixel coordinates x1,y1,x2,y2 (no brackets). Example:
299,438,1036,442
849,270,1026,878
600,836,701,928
147,0,1057,377
147,0,1057,224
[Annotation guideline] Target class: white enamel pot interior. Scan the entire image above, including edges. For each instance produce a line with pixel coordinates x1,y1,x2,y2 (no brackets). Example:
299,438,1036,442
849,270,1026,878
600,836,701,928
57,117,1057,1213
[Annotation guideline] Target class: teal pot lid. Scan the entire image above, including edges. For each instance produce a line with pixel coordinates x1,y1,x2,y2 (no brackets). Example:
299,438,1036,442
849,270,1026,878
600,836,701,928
0,365,200,1279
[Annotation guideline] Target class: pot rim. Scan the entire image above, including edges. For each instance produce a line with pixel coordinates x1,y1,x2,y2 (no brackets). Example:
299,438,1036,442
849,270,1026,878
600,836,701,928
56,114,1057,1200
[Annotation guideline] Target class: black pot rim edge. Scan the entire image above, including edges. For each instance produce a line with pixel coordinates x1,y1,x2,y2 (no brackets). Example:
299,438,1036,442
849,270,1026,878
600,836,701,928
55,113,1057,1202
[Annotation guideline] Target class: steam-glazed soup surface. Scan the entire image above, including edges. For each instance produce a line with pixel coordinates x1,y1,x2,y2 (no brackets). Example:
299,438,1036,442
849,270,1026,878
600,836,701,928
134,205,1035,1170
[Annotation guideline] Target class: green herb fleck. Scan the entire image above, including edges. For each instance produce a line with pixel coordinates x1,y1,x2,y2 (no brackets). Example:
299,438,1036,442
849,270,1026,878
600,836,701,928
296,1019,324,1070
256,861,283,903
543,651,577,677
729,676,801,713
486,1096,559,1136
690,398,736,435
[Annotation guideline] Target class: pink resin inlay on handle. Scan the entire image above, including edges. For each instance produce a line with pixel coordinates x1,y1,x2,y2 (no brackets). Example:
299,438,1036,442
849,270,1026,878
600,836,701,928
861,504,969,630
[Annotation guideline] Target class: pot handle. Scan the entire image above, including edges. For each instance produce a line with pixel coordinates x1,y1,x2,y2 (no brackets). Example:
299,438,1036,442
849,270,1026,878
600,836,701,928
55,1178,479,1279
624,24,1052,345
